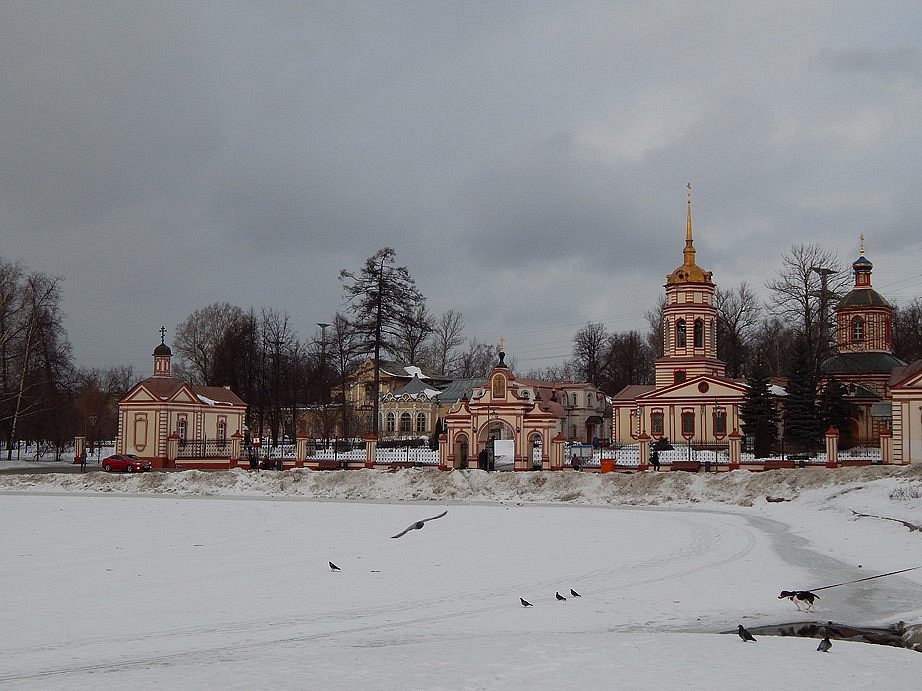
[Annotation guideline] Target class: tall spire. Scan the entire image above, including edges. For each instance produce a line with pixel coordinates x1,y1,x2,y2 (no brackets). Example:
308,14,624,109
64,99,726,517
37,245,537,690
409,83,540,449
684,182,696,267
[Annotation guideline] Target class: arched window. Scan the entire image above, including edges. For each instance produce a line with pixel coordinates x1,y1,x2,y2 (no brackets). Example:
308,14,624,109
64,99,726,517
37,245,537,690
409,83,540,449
416,412,426,433
852,316,864,341
694,319,704,348
217,419,226,442
676,319,687,347
651,412,664,436
400,412,411,432
386,412,396,433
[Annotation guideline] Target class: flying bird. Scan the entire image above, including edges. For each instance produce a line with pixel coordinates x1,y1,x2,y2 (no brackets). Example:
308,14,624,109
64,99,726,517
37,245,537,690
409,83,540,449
570,589,581,597
737,624,756,642
556,592,567,601
817,636,832,653
520,598,533,607
390,510,448,538
329,561,341,571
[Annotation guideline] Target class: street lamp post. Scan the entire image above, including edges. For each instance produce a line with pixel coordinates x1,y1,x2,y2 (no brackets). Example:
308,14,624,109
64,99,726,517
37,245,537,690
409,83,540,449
317,322,330,448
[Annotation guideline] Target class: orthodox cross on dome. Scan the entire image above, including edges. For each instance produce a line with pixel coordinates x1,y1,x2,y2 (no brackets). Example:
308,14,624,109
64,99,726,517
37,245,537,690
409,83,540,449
159,325,166,344
860,233,865,256
499,337,505,352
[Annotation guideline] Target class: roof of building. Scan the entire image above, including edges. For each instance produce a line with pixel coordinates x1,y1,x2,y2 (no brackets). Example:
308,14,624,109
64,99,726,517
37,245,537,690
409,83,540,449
889,359,922,387
820,351,906,375
837,287,891,309
391,374,442,399
611,384,656,401
434,378,483,406
134,377,246,406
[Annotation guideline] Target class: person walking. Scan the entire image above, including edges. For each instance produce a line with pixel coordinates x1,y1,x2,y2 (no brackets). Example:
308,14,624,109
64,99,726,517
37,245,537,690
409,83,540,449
650,448,660,471
80,446,87,473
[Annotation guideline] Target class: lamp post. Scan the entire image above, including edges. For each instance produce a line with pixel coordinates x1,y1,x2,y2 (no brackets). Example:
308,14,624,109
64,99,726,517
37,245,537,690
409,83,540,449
317,322,330,448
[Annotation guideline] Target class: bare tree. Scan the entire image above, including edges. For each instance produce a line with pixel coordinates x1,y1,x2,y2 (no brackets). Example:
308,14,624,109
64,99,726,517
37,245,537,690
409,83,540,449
601,330,654,393
391,303,433,366
645,296,666,360
572,322,609,386
454,338,497,379
765,243,849,366
173,302,246,385
429,309,466,375
714,282,762,378
893,298,922,364
339,248,425,436
329,312,362,438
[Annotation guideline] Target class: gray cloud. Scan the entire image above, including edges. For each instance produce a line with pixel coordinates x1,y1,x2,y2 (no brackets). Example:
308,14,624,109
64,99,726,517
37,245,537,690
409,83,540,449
2,2,920,375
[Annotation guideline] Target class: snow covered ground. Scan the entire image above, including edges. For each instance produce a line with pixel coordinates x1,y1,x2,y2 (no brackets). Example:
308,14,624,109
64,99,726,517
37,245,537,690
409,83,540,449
1,464,921,690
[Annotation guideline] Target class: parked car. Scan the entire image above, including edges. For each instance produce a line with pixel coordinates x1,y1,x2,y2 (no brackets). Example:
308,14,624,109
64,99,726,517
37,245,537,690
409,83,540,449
101,454,152,473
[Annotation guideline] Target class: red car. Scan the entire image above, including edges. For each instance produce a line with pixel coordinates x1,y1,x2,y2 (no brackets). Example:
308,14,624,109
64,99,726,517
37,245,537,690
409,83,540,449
101,454,152,473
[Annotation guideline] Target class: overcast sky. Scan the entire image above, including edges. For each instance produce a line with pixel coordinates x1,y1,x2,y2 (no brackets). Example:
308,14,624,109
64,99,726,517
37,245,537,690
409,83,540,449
3,1,921,377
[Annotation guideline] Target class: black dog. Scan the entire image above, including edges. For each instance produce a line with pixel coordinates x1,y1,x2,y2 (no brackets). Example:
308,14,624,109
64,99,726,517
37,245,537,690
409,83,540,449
778,590,819,612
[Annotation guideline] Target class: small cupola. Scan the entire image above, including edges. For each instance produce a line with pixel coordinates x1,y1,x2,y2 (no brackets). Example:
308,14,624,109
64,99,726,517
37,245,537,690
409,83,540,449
152,325,172,378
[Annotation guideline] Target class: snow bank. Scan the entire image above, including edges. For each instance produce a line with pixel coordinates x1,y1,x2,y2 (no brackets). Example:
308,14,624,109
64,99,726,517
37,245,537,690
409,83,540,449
2,464,920,510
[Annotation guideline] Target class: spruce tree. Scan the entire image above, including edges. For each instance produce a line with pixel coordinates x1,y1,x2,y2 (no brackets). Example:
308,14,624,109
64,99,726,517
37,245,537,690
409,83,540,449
784,336,821,452
818,378,857,449
740,360,778,458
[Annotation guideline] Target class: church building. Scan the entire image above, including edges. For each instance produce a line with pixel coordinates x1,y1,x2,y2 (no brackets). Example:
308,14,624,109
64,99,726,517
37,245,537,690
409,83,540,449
116,330,248,469
819,236,906,444
611,186,746,455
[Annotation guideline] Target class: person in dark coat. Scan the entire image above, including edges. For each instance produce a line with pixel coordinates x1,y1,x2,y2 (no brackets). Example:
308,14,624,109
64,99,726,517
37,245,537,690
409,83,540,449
80,447,87,473
650,449,661,471
478,447,489,470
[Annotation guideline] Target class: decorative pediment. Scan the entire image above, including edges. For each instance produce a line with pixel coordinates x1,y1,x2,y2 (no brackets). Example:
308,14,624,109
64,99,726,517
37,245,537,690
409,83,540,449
121,386,158,403
638,375,746,402
892,364,922,390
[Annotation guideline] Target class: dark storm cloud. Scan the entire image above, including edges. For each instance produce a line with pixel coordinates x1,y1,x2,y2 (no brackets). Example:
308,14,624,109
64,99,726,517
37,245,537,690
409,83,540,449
1,2,920,374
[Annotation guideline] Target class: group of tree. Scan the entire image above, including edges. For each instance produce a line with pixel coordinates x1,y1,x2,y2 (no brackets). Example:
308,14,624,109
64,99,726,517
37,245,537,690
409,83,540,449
0,257,132,459
4,240,922,455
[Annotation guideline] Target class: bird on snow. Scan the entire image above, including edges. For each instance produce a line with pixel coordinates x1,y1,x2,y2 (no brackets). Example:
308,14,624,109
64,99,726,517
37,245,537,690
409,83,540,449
329,561,341,572
390,510,448,538
817,636,832,653
738,624,756,642
570,589,581,597
520,598,533,607
555,592,567,601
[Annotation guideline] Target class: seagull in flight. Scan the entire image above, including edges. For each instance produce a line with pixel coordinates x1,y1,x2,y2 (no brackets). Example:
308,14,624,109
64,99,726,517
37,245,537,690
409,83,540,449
390,510,448,538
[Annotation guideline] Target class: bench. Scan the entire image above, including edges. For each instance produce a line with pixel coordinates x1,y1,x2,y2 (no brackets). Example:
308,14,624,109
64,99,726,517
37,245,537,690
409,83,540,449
763,460,796,470
670,461,701,472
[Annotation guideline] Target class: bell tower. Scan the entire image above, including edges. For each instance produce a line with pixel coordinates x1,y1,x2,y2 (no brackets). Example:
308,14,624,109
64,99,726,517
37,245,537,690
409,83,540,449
655,184,726,388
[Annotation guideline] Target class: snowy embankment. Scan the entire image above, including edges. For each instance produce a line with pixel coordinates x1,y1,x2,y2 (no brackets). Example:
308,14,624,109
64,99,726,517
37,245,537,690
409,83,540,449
3,463,921,509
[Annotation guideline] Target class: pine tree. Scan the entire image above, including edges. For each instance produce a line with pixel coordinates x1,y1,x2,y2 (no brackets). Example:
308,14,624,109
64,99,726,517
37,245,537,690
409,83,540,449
784,336,822,452
740,360,778,458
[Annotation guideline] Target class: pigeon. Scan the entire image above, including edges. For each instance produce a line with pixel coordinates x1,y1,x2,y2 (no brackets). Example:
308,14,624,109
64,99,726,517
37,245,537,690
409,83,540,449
556,591,567,601
570,589,581,597
817,636,832,653
390,510,448,538
737,624,756,642
329,561,341,571
520,598,533,607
